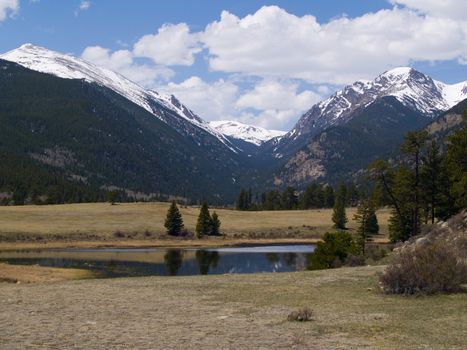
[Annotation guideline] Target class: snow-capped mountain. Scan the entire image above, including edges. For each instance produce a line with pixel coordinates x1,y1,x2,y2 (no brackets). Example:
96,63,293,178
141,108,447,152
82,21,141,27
0,44,237,152
287,67,467,141
210,120,286,146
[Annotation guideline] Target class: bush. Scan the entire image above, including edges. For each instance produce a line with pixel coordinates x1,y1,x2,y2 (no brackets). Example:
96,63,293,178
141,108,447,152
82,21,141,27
379,241,467,295
287,307,313,322
344,254,365,267
308,231,359,270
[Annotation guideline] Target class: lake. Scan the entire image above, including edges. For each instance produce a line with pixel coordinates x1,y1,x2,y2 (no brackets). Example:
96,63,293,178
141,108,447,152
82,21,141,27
0,245,315,277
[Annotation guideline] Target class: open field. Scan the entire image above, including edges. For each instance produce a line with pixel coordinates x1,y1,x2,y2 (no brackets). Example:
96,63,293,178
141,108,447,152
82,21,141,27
0,202,391,249
1,265,465,349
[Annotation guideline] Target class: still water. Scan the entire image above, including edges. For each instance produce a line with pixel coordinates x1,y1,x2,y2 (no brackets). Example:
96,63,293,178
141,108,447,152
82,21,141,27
0,245,315,277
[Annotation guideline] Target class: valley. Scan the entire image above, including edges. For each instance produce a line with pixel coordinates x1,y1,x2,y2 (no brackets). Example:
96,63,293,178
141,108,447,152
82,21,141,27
0,45,465,204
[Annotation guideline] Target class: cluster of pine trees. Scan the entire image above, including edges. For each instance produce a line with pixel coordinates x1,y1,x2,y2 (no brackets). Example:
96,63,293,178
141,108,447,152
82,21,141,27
369,113,466,242
236,183,361,211
164,201,221,237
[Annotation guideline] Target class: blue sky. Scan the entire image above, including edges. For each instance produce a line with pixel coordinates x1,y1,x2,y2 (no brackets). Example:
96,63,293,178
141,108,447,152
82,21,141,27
1,0,466,130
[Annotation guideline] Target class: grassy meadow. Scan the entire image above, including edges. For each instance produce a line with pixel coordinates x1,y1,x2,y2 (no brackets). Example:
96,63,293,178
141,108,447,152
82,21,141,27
0,202,390,245
1,265,465,349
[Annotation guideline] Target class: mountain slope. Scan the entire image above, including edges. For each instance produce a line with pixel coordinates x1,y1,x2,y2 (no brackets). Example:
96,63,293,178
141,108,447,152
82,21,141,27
0,44,238,153
273,97,431,186
0,59,248,203
268,67,467,159
425,98,467,144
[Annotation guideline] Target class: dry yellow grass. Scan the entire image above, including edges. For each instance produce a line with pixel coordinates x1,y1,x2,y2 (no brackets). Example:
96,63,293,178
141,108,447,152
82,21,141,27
0,202,390,240
0,263,94,283
0,266,465,349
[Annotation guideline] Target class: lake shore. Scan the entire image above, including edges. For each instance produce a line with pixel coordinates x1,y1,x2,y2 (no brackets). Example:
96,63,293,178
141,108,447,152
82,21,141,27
0,237,325,251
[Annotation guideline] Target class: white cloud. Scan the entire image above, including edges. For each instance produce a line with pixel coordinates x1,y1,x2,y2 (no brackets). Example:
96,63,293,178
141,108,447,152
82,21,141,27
0,0,19,21
78,4,467,129
159,77,322,130
81,46,174,86
389,0,467,20
201,6,467,84
236,79,321,111
79,0,91,10
159,76,239,121
133,23,201,66
75,0,91,16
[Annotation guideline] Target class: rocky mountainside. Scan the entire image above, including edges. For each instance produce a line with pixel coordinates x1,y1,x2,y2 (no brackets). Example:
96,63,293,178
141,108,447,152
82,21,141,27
425,98,467,144
269,67,467,159
273,97,430,186
262,68,466,188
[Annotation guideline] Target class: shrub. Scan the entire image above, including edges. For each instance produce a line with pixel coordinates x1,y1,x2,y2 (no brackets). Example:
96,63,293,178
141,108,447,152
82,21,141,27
344,254,365,267
308,231,359,270
379,241,467,295
287,307,313,322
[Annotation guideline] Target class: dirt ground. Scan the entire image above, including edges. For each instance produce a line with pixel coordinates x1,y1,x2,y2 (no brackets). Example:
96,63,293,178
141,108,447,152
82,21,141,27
1,266,465,350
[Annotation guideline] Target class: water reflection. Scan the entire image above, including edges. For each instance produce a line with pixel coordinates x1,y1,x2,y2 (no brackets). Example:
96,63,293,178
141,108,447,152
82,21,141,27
0,245,315,278
164,250,184,276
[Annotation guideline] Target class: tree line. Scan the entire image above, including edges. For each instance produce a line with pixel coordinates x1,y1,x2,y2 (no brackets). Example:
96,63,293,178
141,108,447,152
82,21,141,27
236,182,362,211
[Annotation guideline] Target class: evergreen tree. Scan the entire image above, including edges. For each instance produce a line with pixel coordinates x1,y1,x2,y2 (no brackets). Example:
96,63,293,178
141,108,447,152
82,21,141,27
262,190,281,210
107,190,118,205
196,202,212,238
281,186,298,210
366,207,379,236
346,183,359,207
443,114,467,212
323,185,335,208
332,183,348,229
399,130,428,238
210,212,221,236
236,189,246,210
353,200,379,254
164,201,184,236
420,140,443,224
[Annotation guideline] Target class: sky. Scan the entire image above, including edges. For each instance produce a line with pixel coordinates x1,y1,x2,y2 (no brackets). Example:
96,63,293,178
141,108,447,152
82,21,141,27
1,0,466,131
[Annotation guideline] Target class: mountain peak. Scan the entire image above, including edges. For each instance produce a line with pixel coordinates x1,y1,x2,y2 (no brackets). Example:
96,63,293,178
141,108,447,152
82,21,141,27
210,120,286,146
1,44,237,153
283,67,467,152
381,66,414,77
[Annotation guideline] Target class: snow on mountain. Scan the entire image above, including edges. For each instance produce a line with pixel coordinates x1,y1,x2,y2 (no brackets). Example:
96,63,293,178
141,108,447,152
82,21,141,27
210,120,286,146
0,44,236,152
288,67,467,140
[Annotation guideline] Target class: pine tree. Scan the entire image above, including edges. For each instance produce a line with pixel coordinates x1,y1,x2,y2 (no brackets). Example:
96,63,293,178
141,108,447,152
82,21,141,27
366,206,379,235
164,201,184,236
324,185,335,208
399,130,428,237
281,186,298,210
332,184,348,229
421,140,443,224
210,212,221,236
443,114,467,212
353,200,379,255
196,202,212,238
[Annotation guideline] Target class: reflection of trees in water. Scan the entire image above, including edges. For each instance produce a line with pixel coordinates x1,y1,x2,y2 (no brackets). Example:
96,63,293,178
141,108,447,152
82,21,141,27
265,253,280,264
196,250,220,275
164,250,184,276
283,253,297,268
107,259,116,272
